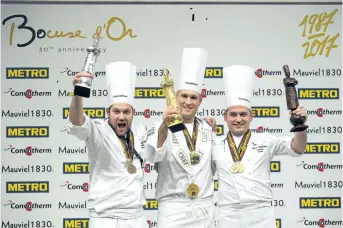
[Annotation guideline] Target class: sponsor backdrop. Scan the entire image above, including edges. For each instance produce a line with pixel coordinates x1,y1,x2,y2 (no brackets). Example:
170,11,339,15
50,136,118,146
1,1,342,228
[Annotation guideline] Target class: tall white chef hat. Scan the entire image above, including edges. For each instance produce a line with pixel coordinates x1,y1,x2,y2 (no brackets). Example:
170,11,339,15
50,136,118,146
176,48,208,94
223,65,256,110
106,61,136,107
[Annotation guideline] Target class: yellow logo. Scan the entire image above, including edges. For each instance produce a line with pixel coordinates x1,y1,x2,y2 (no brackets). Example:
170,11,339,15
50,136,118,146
6,67,49,79
305,143,340,154
6,181,49,193
6,126,49,138
2,14,136,47
298,88,339,99
270,161,281,172
63,219,89,228
135,87,165,98
251,106,280,118
214,180,219,191
144,199,158,210
216,125,224,136
62,108,105,119
276,219,281,228
300,197,341,208
204,67,223,78
63,163,89,174
298,9,340,59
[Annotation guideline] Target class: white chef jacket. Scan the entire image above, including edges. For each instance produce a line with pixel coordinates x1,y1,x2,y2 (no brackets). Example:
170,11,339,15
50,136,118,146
146,118,216,203
66,114,148,219
212,131,304,228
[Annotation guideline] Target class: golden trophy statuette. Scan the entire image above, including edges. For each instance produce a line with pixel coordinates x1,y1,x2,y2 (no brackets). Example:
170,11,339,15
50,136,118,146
160,69,186,133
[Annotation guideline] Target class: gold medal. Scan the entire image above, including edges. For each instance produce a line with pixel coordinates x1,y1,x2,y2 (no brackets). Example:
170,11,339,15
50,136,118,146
229,163,239,174
237,163,245,173
190,151,200,165
126,160,137,174
187,183,200,199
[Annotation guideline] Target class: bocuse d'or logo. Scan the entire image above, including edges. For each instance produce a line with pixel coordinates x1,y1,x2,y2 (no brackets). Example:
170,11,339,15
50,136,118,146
6,181,49,193
63,218,89,228
299,197,341,209
297,88,339,99
6,67,49,79
6,126,49,138
305,142,340,154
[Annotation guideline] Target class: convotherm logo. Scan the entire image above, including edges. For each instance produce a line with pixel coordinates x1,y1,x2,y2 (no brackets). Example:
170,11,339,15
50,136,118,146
6,67,49,79
4,145,52,156
60,181,89,192
62,107,106,119
63,163,89,174
134,109,163,119
60,67,105,77
3,200,52,211
255,68,282,78
6,181,49,193
307,108,342,117
201,88,224,98
296,161,342,172
144,199,158,210
63,218,89,228
305,142,340,154
144,163,156,173
297,88,339,99
297,217,342,227
3,88,52,98
204,67,223,78
251,126,282,134
251,106,279,118
299,197,341,209
6,126,49,138
147,220,157,227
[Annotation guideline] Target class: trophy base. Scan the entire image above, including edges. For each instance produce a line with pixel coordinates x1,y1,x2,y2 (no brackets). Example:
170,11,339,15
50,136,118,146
74,85,91,98
290,124,309,132
169,123,186,133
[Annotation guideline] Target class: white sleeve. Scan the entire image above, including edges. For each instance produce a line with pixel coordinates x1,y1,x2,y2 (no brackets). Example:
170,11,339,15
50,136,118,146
269,134,303,158
66,113,98,142
146,121,168,163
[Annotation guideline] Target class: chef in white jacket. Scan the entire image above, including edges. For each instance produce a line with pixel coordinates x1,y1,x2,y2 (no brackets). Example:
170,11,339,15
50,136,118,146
146,48,217,228
213,65,308,228
66,61,149,228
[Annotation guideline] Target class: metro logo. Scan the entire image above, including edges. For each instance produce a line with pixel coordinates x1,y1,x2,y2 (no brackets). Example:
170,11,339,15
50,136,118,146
300,197,341,209
204,67,223,78
6,126,49,138
305,143,340,154
270,161,281,172
276,219,282,228
6,67,49,79
214,180,218,191
251,106,280,118
63,218,89,228
144,199,158,210
62,108,105,119
298,88,339,99
63,163,89,174
135,87,164,98
216,125,224,136
6,181,49,193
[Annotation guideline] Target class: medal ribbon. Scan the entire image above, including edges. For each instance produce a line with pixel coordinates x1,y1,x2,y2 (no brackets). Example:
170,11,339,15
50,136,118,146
227,130,251,163
119,130,135,160
182,119,198,153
